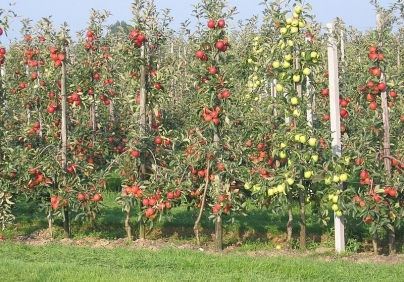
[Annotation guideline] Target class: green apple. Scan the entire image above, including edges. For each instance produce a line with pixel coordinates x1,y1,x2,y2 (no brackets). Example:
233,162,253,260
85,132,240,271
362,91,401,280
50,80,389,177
311,154,319,163
279,151,287,159
324,177,332,185
287,40,294,47
277,183,286,193
336,210,343,217
332,195,339,203
275,244,282,250
308,137,317,147
275,84,284,92
328,194,334,201
294,5,303,14
280,27,288,34
267,188,275,196
280,142,287,148
290,27,299,34
293,109,301,117
286,178,295,186
291,19,299,27
310,51,318,58
282,61,291,68
339,173,348,182
332,175,340,183
302,68,311,75
284,53,292,61
294,134,301,142
293,12,299,19
248,58,253,63
331,204,339,211
285,18,292,25
344,156,351,165
253,184,262,192
287,159,293,165
298,20,306,28
244,182,252,190
278,72,286,79
292,74,301,83
290,97,299,105
304,171,313,179
279,41,286,49
272,61,281,69
299,135,307,143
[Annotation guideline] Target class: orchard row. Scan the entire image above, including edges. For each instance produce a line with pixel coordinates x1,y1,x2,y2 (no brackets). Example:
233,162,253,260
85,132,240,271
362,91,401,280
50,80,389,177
1,0,404,253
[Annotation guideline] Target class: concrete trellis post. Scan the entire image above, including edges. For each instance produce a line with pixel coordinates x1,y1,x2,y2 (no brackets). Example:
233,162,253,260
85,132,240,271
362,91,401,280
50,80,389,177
327,22,345,253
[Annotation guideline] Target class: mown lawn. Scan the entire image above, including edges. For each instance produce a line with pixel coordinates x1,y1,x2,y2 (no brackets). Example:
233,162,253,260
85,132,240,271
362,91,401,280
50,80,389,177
1,191,404,282
1,242,403,282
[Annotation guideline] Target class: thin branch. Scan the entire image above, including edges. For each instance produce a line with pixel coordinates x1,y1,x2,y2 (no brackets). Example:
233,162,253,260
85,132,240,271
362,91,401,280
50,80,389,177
193,160,210,247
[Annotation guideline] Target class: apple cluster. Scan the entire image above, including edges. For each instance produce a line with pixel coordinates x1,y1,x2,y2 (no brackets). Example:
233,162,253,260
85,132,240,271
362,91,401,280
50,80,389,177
84,30,99,51
357,45,388,111
278,6,305,36
128,29,147,48
328,192,343,217
49,46,65,67
0,46,6,65
207,19,226,29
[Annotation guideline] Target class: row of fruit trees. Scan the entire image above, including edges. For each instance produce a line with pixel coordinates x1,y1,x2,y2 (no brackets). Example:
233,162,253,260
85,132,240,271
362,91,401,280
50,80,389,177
1,0,404,254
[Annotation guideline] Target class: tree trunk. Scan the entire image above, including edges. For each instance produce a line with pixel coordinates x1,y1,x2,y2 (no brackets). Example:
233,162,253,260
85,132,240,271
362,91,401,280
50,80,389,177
286,190,293,246
125,207,132,242
47,211,53,238
299,187,306,249
63,209,70,239
372,230,379,255
139,220,146,240
215,215,223,251
389,226,396,255
109,99,115,123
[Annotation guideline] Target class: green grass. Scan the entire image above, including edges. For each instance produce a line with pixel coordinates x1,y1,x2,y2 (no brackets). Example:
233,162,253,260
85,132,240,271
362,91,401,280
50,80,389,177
0,242,403,282
2,191,404,281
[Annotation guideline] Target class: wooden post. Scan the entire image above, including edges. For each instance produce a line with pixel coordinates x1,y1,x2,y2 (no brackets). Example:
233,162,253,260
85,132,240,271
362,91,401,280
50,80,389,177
397,30,401,68
138,43,147,240
327,23,345,253
214,51,222,252
295,48,306,249
61,50,70,239
376,12,395,255
340,30,345,64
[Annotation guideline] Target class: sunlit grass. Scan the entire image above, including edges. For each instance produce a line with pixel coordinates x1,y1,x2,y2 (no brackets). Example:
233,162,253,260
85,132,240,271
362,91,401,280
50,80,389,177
0,243,403,282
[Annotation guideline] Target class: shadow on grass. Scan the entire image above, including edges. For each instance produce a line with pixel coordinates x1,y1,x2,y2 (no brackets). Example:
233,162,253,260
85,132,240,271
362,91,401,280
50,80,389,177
153,204,334,248
9,198,49,237
10,192,404,253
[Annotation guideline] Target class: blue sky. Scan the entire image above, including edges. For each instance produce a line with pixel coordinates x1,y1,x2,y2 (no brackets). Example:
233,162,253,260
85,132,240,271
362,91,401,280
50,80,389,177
1,0,394,43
